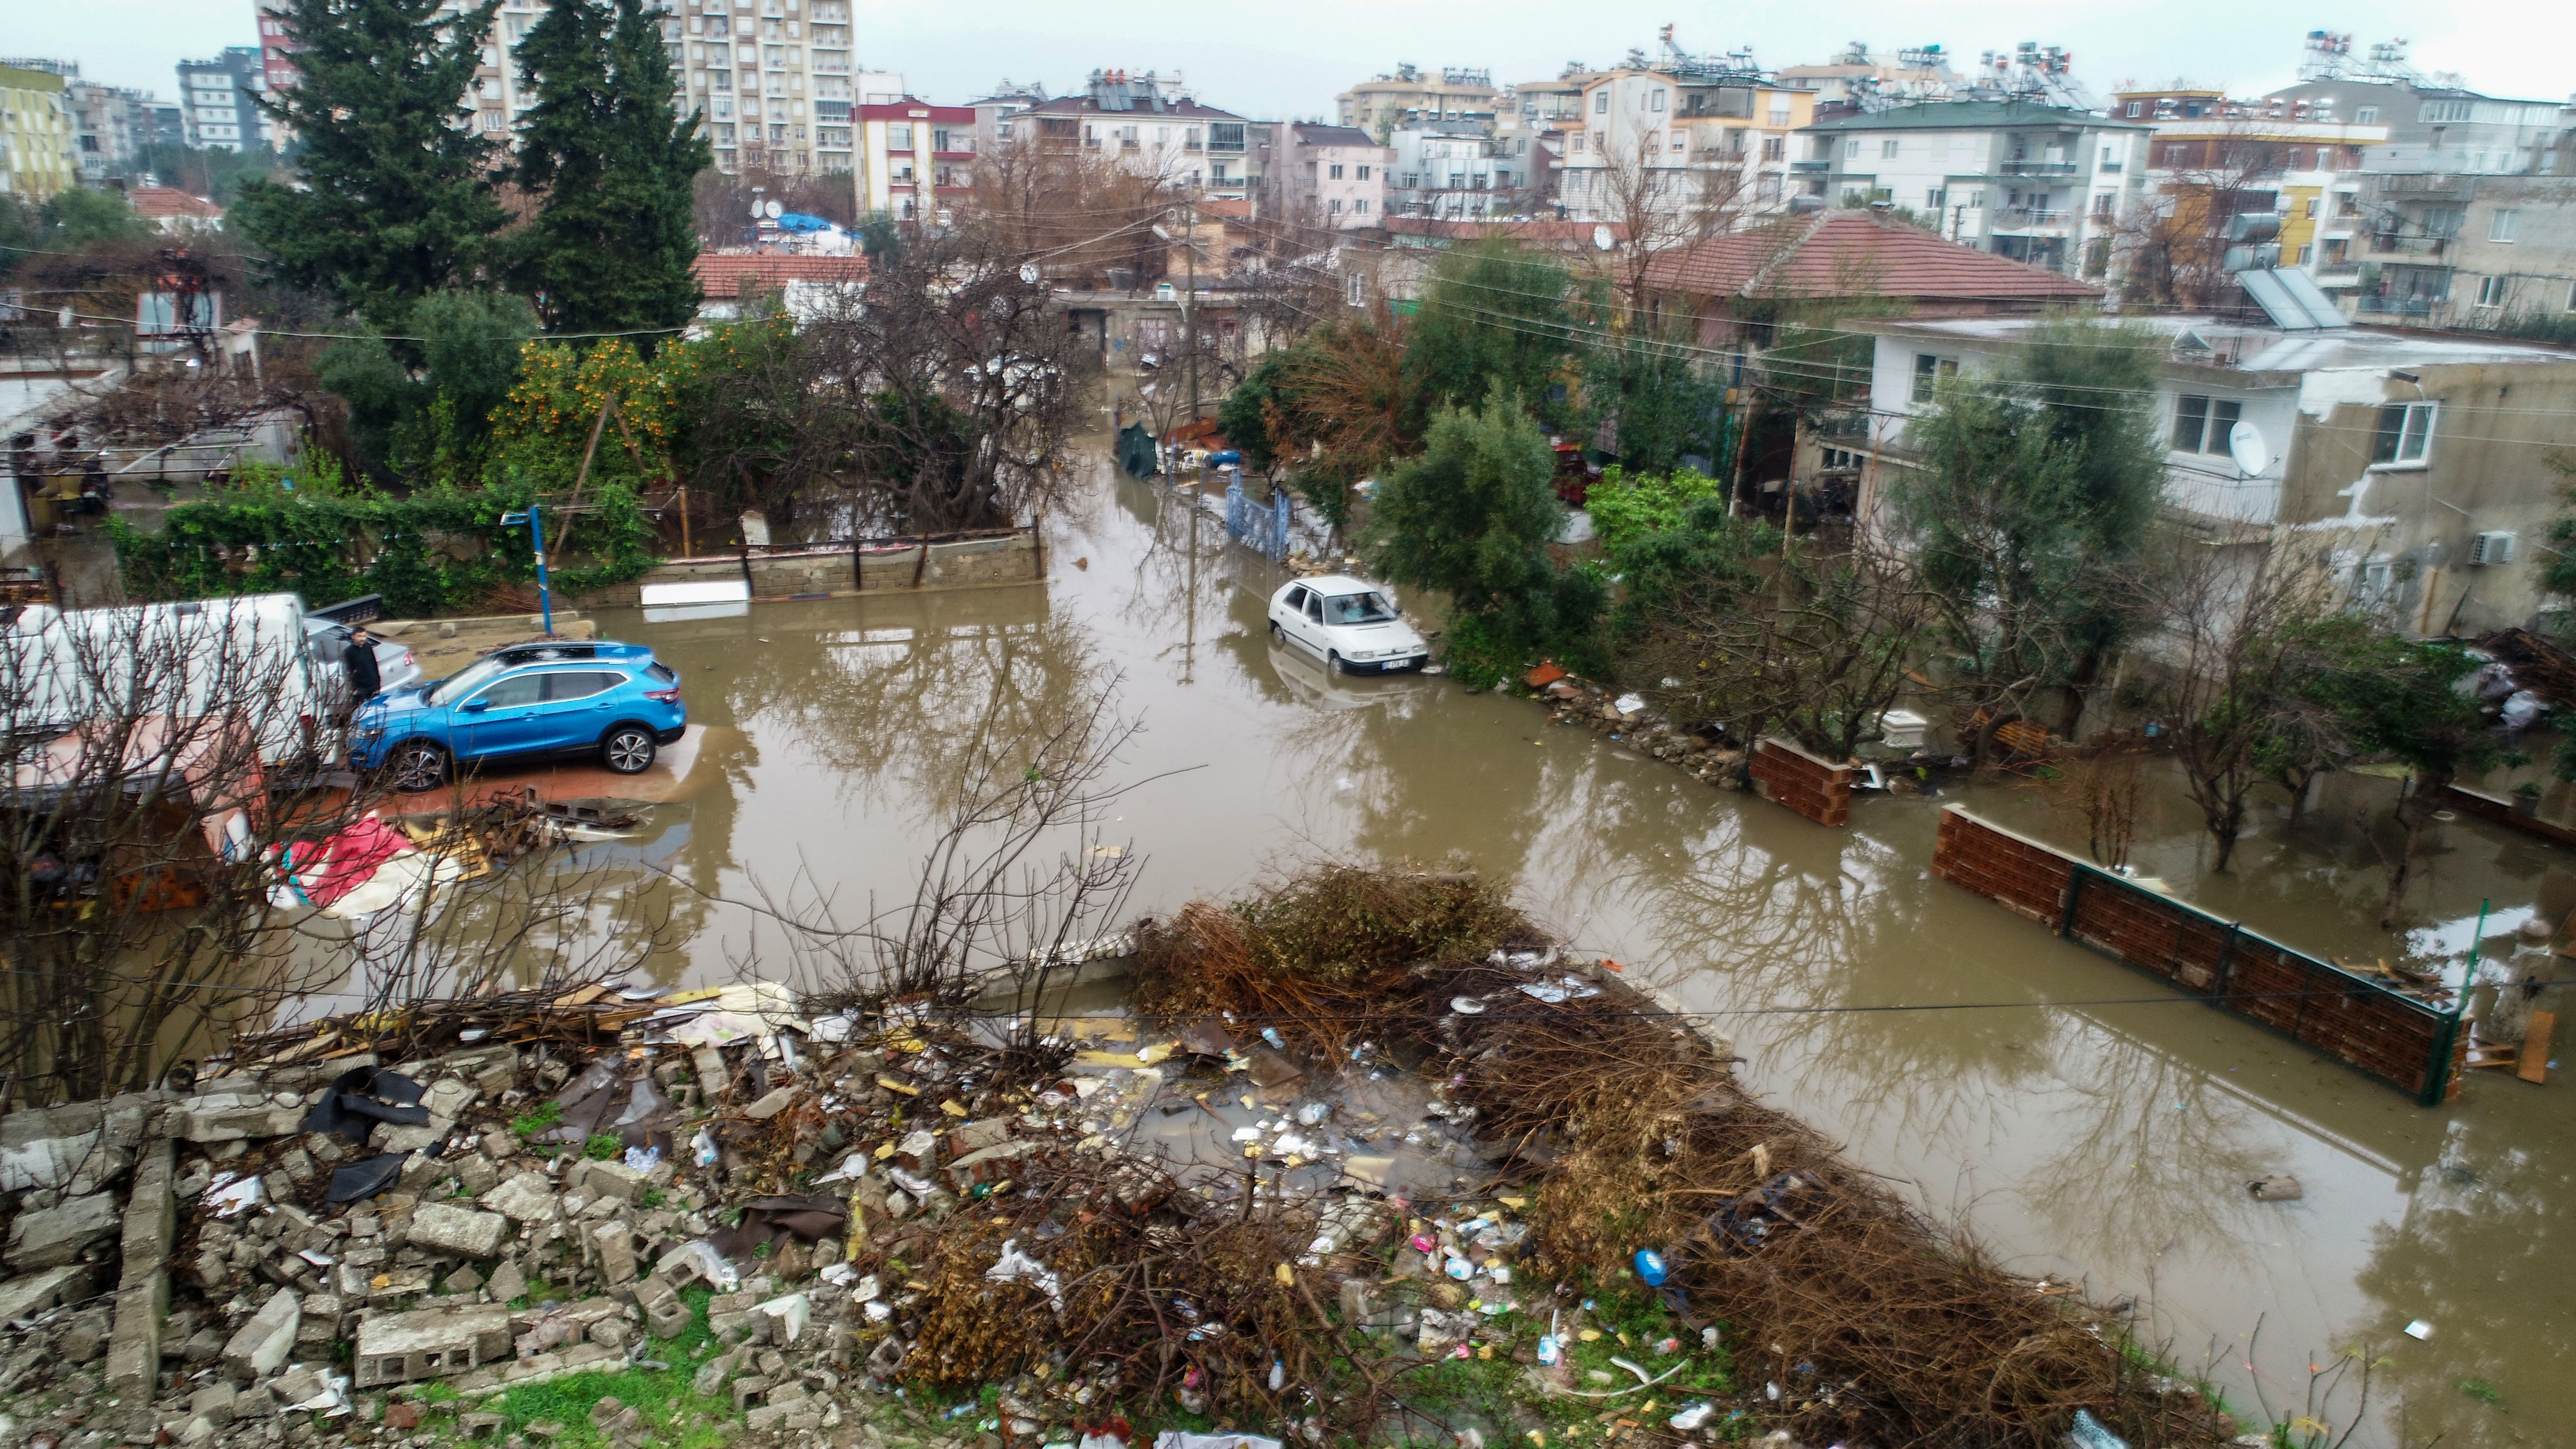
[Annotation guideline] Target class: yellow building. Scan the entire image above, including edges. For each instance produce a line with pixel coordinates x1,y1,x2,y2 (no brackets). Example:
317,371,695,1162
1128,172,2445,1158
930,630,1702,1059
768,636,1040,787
1,65,77,200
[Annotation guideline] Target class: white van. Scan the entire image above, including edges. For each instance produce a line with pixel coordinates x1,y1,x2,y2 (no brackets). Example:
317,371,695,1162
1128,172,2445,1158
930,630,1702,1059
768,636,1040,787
3,593,335,766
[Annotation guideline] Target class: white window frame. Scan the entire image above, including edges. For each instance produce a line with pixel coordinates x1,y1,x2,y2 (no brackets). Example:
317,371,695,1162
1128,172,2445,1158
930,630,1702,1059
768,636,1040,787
2476,275,2506,308
2372,401,2437,467
2491,209,2520,242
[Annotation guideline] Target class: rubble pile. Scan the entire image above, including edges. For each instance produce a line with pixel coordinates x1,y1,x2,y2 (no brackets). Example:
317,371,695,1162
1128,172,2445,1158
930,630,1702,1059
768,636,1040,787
0,870,2231,1449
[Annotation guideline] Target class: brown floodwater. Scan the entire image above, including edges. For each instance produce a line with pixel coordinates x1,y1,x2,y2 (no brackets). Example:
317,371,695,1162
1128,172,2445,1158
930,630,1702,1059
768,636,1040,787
555,453,2570,1448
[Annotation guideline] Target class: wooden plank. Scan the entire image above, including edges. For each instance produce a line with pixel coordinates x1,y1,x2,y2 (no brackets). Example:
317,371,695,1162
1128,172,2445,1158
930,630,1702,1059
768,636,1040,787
2518,1010,2555,1085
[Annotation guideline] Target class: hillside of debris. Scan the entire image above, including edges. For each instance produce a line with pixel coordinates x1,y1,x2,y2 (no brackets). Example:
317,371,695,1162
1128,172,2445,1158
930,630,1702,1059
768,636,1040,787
0,866,2231,1449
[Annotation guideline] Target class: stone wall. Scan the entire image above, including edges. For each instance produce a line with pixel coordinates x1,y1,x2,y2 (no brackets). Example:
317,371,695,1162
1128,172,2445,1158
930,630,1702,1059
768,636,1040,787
562,532,1041,610
1932,805,2466,1104
1748,737,1854,828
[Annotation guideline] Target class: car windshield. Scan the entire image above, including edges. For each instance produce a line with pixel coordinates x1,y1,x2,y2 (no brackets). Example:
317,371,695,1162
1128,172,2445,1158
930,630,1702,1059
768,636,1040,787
428,655,512,704
1323,592,1396,625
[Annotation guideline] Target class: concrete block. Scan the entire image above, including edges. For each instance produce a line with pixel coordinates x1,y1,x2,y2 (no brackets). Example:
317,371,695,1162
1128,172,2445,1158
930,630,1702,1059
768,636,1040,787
105,1275,170,1395
4,1190,121,1269
410,1203,511,1260
353,1302,515,1389
0,1100,140,1194
590,1222,637,1286
480,1173,560,1223
572,1157,645,1203
221,1289,300,1382
174,1094,304,1143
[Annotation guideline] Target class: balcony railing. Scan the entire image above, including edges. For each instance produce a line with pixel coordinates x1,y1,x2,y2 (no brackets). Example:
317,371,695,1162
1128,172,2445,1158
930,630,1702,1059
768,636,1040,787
1789,158,1830,171
1998,160,2077,176
1992,207,2071,229
2369,234,2450,258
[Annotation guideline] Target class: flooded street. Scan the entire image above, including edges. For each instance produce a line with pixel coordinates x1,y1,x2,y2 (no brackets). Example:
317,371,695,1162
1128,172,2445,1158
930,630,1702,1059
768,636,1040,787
570,454,2570,1448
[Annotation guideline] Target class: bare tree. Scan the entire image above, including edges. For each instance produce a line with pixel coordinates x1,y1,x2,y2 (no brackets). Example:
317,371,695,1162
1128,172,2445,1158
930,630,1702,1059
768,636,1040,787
966,136,1174,288
1589,129,1757,317
2113,126,2292,312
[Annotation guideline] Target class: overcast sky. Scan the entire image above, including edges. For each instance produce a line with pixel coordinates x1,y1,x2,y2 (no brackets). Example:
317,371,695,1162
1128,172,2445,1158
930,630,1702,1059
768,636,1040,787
12,0,2569,121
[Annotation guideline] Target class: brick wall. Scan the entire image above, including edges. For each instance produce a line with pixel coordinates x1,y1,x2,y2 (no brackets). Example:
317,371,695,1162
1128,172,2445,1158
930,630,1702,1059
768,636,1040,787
1932,806,2464,1104
563,532,1041,609
1749,737,1854,828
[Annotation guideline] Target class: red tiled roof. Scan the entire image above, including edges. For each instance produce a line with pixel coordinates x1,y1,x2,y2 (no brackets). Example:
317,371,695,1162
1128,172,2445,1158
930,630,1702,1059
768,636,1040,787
1385,217,1628,242
692,252,870,295
127,185,222,220
1643,212,2101,303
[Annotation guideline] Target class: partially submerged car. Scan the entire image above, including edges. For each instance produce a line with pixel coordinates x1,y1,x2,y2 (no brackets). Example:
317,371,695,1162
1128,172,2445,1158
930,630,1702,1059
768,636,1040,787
1264,575,1429,675
350,642,686,791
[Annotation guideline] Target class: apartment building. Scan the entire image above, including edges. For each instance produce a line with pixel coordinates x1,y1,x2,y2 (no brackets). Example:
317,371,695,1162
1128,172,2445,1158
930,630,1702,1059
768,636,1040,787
67,79,171,182
1555,67,1817,228
1795,100,2147,276
175,48,269,152
1387,126,1514,219
967,89,1047,156
2120,98,2385,304
1022,72,1255,197
853,97,973,221
1271,123,1390,228
1336,65,1501,140
1777,42,1960,112
0,64,77,199
1857,312,2576,636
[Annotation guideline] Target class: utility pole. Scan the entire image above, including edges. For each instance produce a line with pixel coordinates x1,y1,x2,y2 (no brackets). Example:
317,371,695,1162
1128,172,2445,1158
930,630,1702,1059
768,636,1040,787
1183,185,1201,423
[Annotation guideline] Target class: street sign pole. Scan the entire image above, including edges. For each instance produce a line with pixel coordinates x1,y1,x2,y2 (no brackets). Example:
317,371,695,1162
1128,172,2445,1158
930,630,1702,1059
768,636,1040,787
500,505,555,636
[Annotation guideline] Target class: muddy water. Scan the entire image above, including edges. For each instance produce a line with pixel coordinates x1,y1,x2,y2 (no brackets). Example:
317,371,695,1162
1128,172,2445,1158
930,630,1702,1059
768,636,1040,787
573,458,2570,1447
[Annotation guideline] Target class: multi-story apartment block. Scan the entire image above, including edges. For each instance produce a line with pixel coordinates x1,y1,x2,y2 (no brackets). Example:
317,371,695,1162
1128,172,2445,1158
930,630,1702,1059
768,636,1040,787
1336,65,1500,141
0,64,77,199
967,88,1047,158
1022,72,1254,198
661,0,867,175
1556,66,1818,229
1777,43,1960,113
1387,126,1514,219
2117,91,2385,305
67,78,171,183
1270,123,1390,228
1795,100,2147,277
175,47,269,151
853,97,973,221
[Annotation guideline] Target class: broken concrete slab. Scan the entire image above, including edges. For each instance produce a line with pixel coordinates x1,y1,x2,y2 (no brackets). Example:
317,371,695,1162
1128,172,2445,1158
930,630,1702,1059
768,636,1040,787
480,1172,561,1223
589,1223,638,1287
408,1203,511,1260
4,1190,121,1269
0,1098,145,1195
353,1301,514,1389
946,1139,1034,1190
173,1094,305,1143
569,1156,646,1203
220,1289,300,1382
743,1086,800,1119
0,1263,94,1321
484,1260,527,1303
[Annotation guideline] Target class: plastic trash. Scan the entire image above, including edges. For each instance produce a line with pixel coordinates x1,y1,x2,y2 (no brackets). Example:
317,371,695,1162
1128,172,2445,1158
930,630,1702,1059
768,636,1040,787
1296,1102,1328,1127
2063,1409,2128,1449
693,1128,720,1167
987,1238,1065,1312
1633,1248,1670,1286
1450,996,1488,1014
1269,1359,1285,1391
1667,1404,1714,1432
2403,1319,2432,1340
1261,1026,1287,1050
324,1152,408,1205
688,1239,740,1292
1536,1335,1563,1366
204,1173,264,1217
623,1144,663,1173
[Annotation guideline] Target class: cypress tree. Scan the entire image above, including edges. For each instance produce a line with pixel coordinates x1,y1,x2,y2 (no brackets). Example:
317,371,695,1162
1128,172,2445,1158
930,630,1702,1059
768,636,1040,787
232,0,506,332
510,0,710,346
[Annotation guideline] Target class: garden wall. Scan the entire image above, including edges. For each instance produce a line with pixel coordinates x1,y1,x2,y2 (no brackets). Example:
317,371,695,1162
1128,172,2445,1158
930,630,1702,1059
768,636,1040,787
563,531,1041,608
1931,806,2467,1105
1750,737,1855,827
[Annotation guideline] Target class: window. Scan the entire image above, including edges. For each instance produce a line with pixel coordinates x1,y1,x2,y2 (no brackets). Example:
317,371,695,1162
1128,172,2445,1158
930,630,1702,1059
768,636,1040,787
2419,100,2472,123
2491,209,2520,242
468,676,547,710
1328,199,1343,213
1594,90,1608,114
1927,187,1945,209
2296,243,2313,264
1328,163,1344,179
2125,101,2141,118
2371,401,2435,464
2170,394,2242,453
2303,196,2318,218
1762,135,1784,161
2476,275,2505,308
1881,138,1900,159
546,672,621,701
2091,192,2114,217
1355,164,1370,180
1911,354,1956,403
1354,199,1368,215
2354,105,2378,123
2356,557,2396,605
886,122,910,148
1345,271,1366,307
1649,89,1666,112
1844,139,1860,159
2568,280,2576,313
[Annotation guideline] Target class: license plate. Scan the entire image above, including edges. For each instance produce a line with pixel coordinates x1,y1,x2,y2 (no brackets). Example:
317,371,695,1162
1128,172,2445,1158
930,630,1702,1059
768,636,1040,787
1379,658,1414,673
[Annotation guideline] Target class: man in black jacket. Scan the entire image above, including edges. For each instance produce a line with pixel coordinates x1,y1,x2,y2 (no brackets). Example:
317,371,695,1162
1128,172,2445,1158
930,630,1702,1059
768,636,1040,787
342,627,383,709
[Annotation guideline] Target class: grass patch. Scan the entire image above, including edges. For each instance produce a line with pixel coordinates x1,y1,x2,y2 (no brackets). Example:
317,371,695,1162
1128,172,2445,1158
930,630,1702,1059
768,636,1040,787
512,1102,564,1141
479,1288,732,1449
586,1132,623,1161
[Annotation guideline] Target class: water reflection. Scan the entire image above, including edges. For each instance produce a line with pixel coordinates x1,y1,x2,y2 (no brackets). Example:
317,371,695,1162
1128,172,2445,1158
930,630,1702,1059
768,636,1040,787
568,453,2572,1449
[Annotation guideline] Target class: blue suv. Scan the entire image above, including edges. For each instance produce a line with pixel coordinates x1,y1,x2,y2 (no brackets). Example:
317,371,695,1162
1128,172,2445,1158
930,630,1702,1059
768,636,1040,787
351,642,687,791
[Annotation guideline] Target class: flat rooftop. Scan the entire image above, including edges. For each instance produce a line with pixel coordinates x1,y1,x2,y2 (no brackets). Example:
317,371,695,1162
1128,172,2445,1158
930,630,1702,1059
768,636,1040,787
1858,314,2576,374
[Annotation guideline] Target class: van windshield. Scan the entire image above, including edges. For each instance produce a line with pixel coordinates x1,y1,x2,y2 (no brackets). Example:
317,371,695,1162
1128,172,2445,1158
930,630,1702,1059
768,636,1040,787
1323,592,1396,625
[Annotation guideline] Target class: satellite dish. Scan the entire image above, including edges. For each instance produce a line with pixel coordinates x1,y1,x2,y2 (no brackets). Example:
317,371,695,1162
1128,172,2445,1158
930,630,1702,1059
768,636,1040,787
1591,224,1615,252
2228,420,2271,476
764,199,784,218
1019,261,1042,285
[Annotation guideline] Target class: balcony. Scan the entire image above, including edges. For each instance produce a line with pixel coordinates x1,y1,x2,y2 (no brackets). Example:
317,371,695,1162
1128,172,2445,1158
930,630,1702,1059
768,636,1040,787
1789,158,1830,171
2369,233,2450,258
1991,207,2071,232
1997,160,2077,176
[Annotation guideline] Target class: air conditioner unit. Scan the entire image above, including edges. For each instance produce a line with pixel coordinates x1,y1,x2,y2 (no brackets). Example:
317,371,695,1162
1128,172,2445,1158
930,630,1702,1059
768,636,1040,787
2469,530,2517,566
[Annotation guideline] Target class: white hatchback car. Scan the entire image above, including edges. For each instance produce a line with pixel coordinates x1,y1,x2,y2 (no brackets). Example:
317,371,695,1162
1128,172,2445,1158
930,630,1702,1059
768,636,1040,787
1265,575,1429,675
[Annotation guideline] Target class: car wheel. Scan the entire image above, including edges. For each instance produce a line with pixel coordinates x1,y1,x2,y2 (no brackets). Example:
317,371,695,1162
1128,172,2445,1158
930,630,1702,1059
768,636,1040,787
1327,652,1346,676
1268,619,1283,642
601,725,658,775
388,741,448,793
